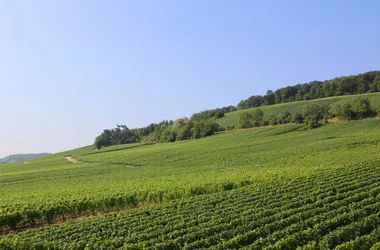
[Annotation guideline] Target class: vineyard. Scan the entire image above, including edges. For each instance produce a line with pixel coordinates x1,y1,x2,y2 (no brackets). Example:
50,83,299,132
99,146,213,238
1,161,380,249
1,118,380,249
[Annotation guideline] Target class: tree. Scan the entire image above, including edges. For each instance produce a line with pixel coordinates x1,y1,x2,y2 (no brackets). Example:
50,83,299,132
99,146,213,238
176,124,193,141
267,114,278,126
191,119,219,139
351,97,373,119
265,90,275,105
237,109,264,128
292,112,304,124
251,109,264,126
331,103,353,120
278,111,292,124
369,75,380,92
237,111,253,128
94,135,105,149
302,103,329,129
214,110,224,119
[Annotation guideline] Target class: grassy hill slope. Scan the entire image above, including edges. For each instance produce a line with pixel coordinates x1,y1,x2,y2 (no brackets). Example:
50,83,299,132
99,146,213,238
1,118,380,229
216,92,380,128
1,118,380,248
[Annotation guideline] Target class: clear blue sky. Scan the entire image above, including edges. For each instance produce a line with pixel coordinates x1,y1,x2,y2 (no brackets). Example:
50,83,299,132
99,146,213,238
1,0,379,157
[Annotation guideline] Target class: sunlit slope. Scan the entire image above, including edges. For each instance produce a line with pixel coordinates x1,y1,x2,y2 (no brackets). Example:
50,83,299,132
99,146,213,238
2,159,380,249
216,92,380,128
1,119,380,229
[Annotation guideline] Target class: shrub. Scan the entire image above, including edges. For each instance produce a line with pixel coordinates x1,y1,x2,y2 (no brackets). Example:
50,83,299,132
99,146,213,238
237,109,264,128
302,103,329,129
332,97,375,120
292,112,304,124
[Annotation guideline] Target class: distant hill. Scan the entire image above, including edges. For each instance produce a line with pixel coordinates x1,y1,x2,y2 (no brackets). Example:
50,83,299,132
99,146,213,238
0,153,50,163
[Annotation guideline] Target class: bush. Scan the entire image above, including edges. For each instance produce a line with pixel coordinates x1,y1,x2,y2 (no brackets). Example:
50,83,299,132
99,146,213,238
192,119,219,139
292,112,304,124
267,114,278,126
277,111,292,125
237,109,264,128
332,97,375,120
351,97,375,119
302,103,329,129
226,125,235,130
331,103,353,120
237,111,254,128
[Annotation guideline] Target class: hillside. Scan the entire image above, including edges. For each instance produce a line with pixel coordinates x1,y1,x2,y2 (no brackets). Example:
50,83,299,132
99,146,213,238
1,117,380,248
216,92,380,128
0,153,50,163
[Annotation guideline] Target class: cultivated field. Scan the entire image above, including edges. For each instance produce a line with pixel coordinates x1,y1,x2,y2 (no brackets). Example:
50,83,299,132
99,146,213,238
1,118,380,249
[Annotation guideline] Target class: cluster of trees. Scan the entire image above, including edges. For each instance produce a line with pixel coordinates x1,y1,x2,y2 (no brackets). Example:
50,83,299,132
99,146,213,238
237,71,380,109
95,122,170,149
191,106,237,121
95,119,220,149
331,97,377,120
144,118,220,143
236,97,378,130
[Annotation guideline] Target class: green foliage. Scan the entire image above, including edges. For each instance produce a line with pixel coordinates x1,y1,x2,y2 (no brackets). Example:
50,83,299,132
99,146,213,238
237,109,264,128
331,103,354,120
302,103,330,129
237,70,380,110
292,112,304,124
94,135,105,149
277,111,292,125
351,97,374,119
191,106,236,122
332,97,375,120
191,119,219,139
237,111,254,128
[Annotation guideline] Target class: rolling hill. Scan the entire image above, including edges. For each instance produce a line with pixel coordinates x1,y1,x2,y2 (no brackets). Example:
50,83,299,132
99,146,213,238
1,111,380,248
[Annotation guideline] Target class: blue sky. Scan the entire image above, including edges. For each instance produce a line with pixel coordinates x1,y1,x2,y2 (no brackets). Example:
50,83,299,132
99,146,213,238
1,0,379,157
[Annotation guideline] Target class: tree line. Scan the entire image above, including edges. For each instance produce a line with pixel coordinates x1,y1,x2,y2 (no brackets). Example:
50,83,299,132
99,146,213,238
237,71,380,110
95,119,220,149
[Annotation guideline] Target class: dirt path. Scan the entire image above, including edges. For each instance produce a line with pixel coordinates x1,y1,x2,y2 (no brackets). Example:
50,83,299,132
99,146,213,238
65,156,80,163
